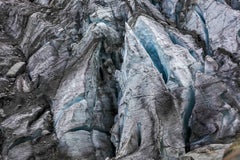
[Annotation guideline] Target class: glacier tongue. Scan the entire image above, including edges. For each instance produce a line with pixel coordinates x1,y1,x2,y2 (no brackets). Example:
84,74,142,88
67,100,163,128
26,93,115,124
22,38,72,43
112,23,184,159
132,15,198,154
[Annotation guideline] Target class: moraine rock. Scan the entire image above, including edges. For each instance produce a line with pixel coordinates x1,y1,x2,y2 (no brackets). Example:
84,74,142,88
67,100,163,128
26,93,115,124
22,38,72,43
183,143,231,160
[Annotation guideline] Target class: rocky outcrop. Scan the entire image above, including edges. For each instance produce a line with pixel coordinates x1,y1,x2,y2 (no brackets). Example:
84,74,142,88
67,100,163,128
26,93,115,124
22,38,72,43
0,0,239,160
